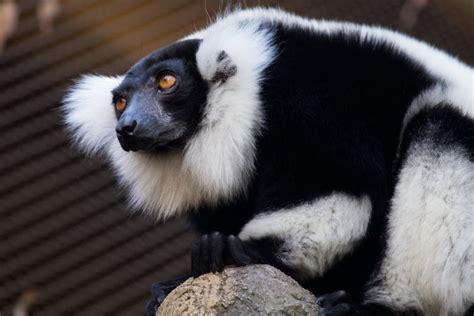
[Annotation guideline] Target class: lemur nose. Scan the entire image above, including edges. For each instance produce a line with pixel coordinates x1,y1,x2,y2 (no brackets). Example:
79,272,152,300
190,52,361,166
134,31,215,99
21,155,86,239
116,118,138,136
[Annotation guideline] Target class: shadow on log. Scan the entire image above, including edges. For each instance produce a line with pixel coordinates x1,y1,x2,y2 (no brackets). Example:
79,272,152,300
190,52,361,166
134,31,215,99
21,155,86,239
157,264,320,315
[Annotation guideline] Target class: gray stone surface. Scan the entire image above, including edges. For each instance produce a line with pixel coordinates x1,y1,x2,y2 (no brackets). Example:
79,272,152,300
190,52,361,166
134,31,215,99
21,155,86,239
157,264,320,316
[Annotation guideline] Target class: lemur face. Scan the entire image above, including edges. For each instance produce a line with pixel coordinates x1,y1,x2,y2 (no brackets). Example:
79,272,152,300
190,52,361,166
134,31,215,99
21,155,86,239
112,39,208,152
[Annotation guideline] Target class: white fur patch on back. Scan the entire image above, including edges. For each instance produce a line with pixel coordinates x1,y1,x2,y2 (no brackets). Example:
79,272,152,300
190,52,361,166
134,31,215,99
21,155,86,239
239,194,372,280
365,143,474,315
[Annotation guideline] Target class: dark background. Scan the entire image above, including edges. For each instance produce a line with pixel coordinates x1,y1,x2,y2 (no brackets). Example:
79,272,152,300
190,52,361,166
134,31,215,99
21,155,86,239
0,0,472,315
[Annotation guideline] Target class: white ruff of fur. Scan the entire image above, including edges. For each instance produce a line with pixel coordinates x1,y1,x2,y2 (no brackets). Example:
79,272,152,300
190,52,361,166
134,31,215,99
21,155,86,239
365,143,474,315
239,194,372,280
63,75,207,219
63,75,124,156
183,15,276,204
63,15,276,219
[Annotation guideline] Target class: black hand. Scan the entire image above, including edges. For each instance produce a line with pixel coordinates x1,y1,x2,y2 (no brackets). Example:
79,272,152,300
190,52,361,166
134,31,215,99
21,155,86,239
191,232,256,277
227,235,252,266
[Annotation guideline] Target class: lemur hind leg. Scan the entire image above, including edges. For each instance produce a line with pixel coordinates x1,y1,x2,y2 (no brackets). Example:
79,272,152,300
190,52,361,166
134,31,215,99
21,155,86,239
319,106,474,315
368,107,473,315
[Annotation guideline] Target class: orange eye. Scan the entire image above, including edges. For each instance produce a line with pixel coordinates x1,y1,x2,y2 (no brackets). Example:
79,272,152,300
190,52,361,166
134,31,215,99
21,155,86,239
158,74,177,91
115,98,127,112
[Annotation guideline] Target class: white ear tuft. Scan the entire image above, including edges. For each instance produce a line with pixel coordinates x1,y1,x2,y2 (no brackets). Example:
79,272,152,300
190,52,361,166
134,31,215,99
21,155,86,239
62,75,124,155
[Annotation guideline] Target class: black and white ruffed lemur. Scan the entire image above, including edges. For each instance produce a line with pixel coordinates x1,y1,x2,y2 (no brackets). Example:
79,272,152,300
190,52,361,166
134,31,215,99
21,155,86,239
63,8,474,316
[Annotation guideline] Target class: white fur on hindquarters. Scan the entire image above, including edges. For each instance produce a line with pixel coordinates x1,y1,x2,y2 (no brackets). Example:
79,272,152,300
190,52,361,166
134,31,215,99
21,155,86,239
365,143,474,315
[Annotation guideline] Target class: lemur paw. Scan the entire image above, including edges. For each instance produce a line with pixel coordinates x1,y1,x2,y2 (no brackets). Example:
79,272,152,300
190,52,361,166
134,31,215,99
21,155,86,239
146,277,188,316
192,232,254,277
318,291,360,316
147,233,255,315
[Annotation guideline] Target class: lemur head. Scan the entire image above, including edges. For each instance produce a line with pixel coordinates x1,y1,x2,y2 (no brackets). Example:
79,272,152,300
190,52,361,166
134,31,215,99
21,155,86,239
63,10,276,219
112,39,208,153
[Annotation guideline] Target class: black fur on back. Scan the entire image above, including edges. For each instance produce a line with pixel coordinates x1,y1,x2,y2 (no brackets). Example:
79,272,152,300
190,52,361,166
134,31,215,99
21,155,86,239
190,23,436,296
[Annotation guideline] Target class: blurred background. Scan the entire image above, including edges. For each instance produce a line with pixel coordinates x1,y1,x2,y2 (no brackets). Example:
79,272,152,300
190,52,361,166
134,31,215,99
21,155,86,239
0,0,472,315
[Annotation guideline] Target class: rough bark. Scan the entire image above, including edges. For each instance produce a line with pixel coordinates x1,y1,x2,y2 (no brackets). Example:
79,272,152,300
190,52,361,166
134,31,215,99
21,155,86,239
156,264,320,315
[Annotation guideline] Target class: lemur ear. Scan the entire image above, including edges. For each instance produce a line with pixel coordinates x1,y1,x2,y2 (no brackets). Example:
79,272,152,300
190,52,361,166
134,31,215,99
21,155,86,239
211,50,237,84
